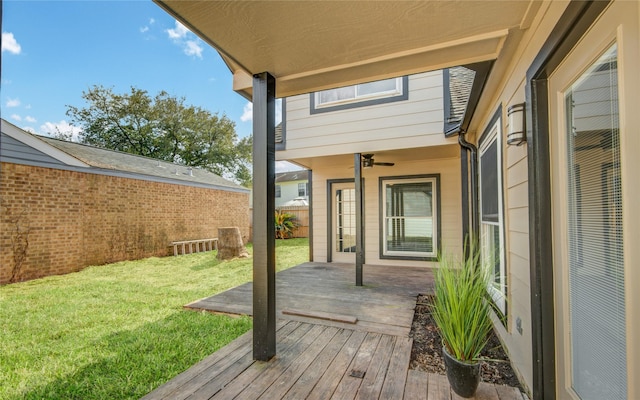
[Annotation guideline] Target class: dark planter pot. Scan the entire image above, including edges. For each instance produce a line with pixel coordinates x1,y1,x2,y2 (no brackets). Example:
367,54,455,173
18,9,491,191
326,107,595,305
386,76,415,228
442,346,481,398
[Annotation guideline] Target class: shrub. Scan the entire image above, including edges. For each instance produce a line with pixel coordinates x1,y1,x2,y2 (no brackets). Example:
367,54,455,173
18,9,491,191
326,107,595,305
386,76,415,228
274,210,298,239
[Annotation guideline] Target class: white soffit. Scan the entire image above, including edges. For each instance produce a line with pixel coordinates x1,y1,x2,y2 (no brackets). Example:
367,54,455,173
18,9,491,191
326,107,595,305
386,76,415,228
155,1,537,97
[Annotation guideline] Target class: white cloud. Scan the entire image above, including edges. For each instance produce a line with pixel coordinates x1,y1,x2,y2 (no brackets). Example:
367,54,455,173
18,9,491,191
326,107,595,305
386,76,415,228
240,102,253,122
11,114,21,121
25,116,36,123
166,21,203,59
166,21,188,39
40,120,83,141
1,32,21,54
140,18,155,34
6,98,21,107
23,126,36,134
184,40,203,58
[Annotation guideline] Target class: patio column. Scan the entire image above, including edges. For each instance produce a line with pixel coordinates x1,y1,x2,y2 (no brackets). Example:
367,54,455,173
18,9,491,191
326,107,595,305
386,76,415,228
354,153,364,286
252,71,276,361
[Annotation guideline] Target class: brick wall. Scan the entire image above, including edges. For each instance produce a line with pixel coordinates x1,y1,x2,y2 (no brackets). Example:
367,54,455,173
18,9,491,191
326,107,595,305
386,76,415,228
0,162,250,284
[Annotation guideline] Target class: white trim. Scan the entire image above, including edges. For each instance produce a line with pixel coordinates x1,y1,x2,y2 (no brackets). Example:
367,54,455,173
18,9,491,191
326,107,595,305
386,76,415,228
479,117,507,314
314,77,403,108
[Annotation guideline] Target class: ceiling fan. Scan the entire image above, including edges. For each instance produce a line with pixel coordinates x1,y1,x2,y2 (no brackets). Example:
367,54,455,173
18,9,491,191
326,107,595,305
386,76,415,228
361,154,395,169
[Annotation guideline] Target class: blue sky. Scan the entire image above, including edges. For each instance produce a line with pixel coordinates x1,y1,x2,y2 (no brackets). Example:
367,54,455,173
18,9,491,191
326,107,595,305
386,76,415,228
1,0,259,140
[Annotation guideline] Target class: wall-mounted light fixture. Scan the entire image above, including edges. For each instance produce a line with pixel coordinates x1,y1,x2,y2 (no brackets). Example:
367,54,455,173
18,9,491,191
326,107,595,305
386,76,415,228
507,102,526,146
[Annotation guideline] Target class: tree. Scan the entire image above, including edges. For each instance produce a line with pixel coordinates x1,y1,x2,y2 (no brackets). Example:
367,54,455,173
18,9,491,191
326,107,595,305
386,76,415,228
65,85,252,186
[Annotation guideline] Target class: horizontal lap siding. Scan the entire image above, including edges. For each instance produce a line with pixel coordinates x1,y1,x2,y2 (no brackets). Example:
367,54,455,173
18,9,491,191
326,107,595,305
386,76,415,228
311,153,461,267
470,2,572,392
0,162,250,284
0,132,69,167
281,71,447,159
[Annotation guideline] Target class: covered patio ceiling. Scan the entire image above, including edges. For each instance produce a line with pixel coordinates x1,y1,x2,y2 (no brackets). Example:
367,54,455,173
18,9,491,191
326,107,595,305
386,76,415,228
154,0,539,101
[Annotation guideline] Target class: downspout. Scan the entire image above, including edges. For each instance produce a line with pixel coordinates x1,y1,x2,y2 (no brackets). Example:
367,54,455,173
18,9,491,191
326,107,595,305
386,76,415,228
458,129,479,248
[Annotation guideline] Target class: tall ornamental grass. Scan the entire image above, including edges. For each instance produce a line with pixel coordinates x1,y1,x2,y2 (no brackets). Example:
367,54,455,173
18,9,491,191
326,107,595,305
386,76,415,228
430,246,493,363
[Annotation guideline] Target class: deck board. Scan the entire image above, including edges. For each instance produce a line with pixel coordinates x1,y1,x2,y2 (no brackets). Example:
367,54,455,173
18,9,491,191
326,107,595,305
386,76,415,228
354,334,395,399
281,329,353,400
329,332,381,400
379,336,413,399
404,369,428,400
209,322,315,400
258,326,339,399
305,330,367,400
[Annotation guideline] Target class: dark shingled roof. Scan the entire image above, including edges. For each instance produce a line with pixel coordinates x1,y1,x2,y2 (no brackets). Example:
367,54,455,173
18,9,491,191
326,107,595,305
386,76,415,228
39,136,247,192
447,66,476,126
275,170,308,183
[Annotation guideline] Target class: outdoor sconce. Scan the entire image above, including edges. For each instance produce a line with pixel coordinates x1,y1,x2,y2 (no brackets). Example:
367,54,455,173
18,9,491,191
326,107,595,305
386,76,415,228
507,102,526,146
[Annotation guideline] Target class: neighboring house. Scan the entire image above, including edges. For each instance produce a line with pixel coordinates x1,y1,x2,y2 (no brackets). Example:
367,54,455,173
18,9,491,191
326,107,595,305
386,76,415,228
275,170,309,208
156,2,639,399
0,119,250,284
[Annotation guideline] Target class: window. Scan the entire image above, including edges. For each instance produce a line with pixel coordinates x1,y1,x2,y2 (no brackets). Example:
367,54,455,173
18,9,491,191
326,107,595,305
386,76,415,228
562,44,626,399
298,182,307,197
275,185,281,198
380,175,439,260
311,76,408,114
479,112,506,315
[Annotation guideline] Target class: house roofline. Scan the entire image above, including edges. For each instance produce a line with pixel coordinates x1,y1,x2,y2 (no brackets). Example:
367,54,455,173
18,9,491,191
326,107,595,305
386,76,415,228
1,119,90,167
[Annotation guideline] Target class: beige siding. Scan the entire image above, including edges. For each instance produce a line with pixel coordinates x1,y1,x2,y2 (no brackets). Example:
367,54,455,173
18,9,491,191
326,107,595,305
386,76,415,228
279,71,451,160
310,150,461,268
470,1,571,394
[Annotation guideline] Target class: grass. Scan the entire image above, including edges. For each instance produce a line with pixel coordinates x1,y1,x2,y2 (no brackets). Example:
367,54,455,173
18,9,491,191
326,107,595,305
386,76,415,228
0,238,309,400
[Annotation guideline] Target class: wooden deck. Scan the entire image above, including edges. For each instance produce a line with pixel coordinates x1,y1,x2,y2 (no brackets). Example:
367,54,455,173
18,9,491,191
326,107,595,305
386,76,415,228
143,321,526,400
143,262,527,400
186,262,433,336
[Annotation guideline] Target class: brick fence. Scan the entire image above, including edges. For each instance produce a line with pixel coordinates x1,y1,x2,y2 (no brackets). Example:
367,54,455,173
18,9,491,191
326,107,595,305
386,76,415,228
0,162,250,284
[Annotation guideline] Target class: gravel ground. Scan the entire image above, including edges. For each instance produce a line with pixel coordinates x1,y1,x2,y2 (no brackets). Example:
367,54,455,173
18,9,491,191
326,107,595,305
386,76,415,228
409,294,523,389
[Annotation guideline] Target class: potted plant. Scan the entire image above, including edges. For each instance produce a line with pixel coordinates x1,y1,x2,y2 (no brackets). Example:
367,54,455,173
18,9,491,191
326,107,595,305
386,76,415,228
430,244,493,398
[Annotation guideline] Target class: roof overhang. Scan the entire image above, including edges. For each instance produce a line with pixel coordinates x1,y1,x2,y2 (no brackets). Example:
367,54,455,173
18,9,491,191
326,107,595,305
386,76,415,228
154,1,539,99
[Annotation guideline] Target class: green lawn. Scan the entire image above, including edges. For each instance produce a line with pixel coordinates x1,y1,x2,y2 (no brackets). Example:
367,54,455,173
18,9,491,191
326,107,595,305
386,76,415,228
0,238,309,400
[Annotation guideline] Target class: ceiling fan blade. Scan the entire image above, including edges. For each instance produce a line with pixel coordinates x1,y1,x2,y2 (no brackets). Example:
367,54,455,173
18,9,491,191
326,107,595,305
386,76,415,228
374,162,395,166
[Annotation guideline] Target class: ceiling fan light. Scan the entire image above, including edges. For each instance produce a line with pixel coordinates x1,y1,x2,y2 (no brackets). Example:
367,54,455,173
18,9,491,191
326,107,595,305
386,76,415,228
362,156,374,168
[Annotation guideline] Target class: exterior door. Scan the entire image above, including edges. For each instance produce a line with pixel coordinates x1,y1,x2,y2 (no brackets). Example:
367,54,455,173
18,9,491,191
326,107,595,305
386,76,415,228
548,2,639,398
331,182,356,263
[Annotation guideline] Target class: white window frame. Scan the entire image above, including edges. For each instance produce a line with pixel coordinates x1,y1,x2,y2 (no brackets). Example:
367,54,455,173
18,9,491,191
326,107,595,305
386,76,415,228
381,176,438,259
314,77,404,109
298,182,307,197
479,116,507,315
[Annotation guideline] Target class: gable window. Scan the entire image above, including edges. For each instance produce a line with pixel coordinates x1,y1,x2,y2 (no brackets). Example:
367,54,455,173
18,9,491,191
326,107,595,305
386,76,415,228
275,185,281,198
311,76,408,114
479,112,506,315
298,182,307,197
380,175,439,260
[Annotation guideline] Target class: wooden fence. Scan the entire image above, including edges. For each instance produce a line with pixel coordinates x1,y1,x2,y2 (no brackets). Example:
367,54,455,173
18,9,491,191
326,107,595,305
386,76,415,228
249,206,309,239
